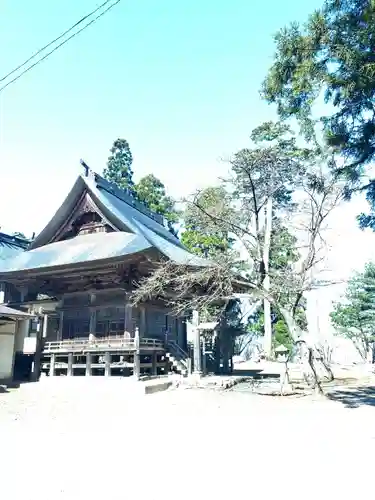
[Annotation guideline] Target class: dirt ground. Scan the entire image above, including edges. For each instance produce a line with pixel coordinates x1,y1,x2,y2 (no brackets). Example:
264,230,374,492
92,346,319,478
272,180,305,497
0,378,374,499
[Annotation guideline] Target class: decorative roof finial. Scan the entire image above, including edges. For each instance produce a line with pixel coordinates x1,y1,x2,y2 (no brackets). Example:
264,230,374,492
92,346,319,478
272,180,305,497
80,159,90,177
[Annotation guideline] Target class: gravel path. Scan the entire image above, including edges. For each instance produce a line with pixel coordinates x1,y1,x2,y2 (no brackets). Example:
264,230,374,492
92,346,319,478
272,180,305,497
1,378,374,499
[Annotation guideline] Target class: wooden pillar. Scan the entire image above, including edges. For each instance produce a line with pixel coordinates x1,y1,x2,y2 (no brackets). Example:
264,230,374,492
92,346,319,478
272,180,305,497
67,353,74,376
176,317,184,348
124,303,133,336
151,351,158,376
49,353,56,377
89,311,97,341
31,314,46,382
202,335,207,375
58,311,64,341
139,305,146,338
133,327,141,380
192,310,202,375
88,292,97,341
86,353,92,376
214,331,220,374
104,352,111,377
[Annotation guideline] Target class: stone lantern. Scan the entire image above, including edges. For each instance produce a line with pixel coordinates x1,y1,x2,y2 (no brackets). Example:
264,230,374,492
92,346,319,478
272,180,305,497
275,344,289,362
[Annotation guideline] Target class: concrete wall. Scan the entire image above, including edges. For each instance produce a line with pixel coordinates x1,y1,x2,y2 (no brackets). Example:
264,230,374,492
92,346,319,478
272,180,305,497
0,322,16,381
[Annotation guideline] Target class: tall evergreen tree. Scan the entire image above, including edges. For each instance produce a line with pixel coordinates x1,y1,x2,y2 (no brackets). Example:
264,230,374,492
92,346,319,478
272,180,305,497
262,0,375,228
135,174,179,233
103,138,135,195
331,262,375,361
136,174,178,222
246,220,307,352
181,186,234,258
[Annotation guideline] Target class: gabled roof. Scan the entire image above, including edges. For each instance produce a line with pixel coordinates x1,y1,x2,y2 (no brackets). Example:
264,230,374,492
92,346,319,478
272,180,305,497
30,171,184,251
0,232,29,261
0,171,209,275
0,304,35,321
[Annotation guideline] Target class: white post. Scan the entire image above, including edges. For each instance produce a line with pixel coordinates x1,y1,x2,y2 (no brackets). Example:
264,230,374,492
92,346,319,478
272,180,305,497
192,310,202,376
49,353,56,377
67,353,74,376
31,314,45,381
133,327,141,380
86,353,92,376
104,352,111,377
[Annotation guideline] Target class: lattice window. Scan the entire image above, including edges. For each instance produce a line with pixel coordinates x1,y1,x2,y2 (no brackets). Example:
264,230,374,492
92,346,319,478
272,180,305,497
96,306,125,321
63,294,90,308
146,309,167,339
62,308,90,339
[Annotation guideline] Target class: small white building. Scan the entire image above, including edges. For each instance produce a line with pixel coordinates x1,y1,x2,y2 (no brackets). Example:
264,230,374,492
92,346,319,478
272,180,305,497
0,305,34,382
0,232,32,382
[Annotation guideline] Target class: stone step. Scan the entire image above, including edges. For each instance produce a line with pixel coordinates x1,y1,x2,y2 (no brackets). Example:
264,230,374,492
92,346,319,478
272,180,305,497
166,352,188,376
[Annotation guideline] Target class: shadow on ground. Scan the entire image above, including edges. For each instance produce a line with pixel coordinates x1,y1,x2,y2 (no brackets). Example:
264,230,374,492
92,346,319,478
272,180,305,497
327,386,375,408
0,381,26,394
232,369,280,379
232,369,264,377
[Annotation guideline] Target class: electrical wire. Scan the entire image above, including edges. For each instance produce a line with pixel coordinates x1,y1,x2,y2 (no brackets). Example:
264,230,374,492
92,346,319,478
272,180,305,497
0,0,121,93
0,0,114,83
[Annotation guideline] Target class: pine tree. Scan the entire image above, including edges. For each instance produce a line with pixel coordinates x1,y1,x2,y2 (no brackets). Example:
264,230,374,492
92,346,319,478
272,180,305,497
135,174,179,230
103,138,135,195
263,0,375,229
331,262,375,361
181,186,234,258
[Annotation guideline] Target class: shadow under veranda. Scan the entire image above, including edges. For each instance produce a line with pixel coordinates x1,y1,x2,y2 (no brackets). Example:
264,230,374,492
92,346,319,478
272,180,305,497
0,380,28,394
326,385,375,409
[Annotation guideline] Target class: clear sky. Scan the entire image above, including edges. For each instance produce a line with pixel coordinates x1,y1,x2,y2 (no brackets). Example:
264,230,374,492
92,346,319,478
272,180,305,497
0,0,326,236
1,0,375,292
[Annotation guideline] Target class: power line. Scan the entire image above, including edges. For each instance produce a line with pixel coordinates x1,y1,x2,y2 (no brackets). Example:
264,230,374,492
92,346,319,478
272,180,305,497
0,0,121,93
0,0,114,84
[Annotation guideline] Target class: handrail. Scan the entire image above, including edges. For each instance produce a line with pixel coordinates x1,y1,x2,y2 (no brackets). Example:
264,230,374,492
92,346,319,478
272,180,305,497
167,340,188,359
43,336,164,352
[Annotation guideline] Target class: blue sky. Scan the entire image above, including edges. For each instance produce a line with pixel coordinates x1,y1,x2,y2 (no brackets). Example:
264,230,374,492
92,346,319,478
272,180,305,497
0,0,326,236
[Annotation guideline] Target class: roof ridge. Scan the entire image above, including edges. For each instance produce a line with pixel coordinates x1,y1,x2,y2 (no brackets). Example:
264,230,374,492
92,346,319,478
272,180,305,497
82,170,169,228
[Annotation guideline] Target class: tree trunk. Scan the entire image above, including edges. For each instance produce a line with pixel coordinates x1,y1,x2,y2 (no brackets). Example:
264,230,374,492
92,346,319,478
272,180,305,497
278,305,302,342
278,306,328,393
263,197,273,358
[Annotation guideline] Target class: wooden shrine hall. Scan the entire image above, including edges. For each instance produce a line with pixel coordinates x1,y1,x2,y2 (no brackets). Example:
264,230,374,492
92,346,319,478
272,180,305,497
0,168,209,381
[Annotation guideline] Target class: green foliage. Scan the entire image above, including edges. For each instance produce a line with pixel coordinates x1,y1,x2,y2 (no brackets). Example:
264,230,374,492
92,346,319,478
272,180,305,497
331,261,375,359
103,138,135,195
135,174,179,230
231,121,309,215
263,0,375,227
180,121,310,345
269,219,299,271
103,140,178,232
248,219,306,349
181,186,234,257
273,318,293,352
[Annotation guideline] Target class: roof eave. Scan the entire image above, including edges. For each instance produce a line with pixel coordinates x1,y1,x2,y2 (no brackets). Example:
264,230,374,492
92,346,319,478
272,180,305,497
0,247,156,281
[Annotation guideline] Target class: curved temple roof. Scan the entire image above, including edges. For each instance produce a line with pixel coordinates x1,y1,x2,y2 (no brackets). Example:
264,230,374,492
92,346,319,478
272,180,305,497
0,232,152,274
0,171,209,275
